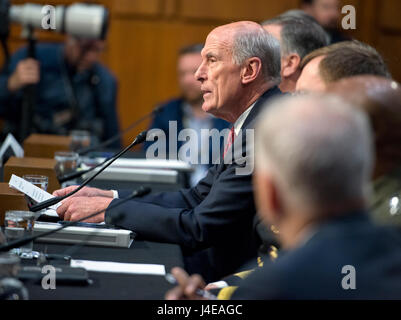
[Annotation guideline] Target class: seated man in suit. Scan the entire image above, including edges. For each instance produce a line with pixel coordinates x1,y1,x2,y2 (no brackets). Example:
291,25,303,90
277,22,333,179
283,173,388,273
143,44,229,186
251,12,329,262
328,76,401,228
53,21,282,282
296,40,391,93
166,94,401,300
262,12,329,93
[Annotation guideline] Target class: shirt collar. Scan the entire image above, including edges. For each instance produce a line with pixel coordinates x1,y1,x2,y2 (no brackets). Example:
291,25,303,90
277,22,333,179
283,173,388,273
233,102,256,136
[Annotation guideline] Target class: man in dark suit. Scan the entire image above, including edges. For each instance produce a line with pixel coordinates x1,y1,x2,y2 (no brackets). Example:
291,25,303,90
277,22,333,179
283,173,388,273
166,94,401,300
143,44,229,186
54,21,282,281
262,12,329,93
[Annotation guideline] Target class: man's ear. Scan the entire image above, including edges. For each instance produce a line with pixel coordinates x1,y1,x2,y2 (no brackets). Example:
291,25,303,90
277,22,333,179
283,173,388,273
267,175,284,223
282,54,301,78
256,172,284,226
241,57,262,84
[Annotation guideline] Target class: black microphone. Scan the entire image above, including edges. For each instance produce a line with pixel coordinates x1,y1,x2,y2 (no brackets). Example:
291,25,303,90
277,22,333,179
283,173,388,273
0,187,151,253
76,106,163,156
30,131,147,212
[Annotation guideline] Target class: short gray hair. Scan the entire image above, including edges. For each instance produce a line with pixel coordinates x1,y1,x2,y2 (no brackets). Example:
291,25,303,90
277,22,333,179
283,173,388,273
262,15,329,59
232,27,281,85
255,94,374,210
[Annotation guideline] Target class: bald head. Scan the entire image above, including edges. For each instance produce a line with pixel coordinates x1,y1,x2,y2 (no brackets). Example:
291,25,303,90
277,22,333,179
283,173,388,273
196,21,280,122
328,76,401,178
211,21,265,38
255,94,373,218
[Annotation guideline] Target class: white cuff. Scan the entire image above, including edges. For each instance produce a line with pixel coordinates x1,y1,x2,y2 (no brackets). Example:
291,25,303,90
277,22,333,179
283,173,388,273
111,190,119,199
208,281,228,289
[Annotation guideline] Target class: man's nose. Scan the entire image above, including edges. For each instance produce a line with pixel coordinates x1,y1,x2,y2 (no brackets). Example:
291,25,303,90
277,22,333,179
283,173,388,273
195,62,206,82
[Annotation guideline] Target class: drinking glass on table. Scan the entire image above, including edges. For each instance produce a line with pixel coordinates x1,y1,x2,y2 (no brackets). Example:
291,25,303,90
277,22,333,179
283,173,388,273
0,252,28,300
55,151,79,187
22,175,48,208
4,211,36,259
70,130,91,152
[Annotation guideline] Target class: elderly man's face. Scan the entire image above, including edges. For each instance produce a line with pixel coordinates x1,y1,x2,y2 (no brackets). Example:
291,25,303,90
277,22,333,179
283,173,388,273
296,56,326,93
195,29,243,121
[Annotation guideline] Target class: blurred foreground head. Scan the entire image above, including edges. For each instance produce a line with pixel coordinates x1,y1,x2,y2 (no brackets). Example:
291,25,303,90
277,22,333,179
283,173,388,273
254,94,373,246
328,76,401,179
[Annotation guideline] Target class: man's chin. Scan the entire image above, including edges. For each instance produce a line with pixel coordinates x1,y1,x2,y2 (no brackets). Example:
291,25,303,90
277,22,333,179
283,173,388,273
202,103,213,113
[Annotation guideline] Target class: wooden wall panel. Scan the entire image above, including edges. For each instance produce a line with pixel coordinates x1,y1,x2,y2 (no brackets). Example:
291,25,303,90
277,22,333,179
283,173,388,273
107,19,218,139
376,35,401,82
179,0,299,22
112,0,162,16
378,0,401,30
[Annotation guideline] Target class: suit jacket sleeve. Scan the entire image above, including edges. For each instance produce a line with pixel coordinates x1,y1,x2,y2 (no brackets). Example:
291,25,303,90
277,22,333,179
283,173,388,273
106,160,254,250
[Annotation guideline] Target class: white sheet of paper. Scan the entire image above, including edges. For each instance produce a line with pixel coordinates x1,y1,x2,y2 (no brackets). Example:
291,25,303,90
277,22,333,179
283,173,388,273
8,174,61,211
70,259,166,276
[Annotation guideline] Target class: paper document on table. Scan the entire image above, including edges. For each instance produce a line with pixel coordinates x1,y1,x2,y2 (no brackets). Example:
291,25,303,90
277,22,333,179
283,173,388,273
8,174,61,212
70,259,166,276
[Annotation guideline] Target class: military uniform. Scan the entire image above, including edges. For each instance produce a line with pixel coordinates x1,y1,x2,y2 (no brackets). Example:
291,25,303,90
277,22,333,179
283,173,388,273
370,166,401,227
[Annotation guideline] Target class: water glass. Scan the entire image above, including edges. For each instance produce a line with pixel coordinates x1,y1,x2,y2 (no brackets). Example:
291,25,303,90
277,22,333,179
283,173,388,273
22,175,48,191
54,151,79,177
22,175,48,208
4,211,36,259
0,253,20,278
70,130,91,152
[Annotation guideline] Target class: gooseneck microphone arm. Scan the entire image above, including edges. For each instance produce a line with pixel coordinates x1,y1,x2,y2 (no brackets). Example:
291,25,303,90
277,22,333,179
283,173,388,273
58,154,113,184
30,131,148,212
77,106,163,156
0,187,151,253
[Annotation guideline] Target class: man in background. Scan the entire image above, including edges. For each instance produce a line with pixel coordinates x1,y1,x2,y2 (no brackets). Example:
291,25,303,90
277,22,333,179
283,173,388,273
301,0,349,44
144,44,229,186
0,35,120,147
262,14,328,92
328,76,401,228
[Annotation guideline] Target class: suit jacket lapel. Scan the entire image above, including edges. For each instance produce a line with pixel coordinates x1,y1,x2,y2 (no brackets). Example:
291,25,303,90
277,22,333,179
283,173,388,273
242,86,282,130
